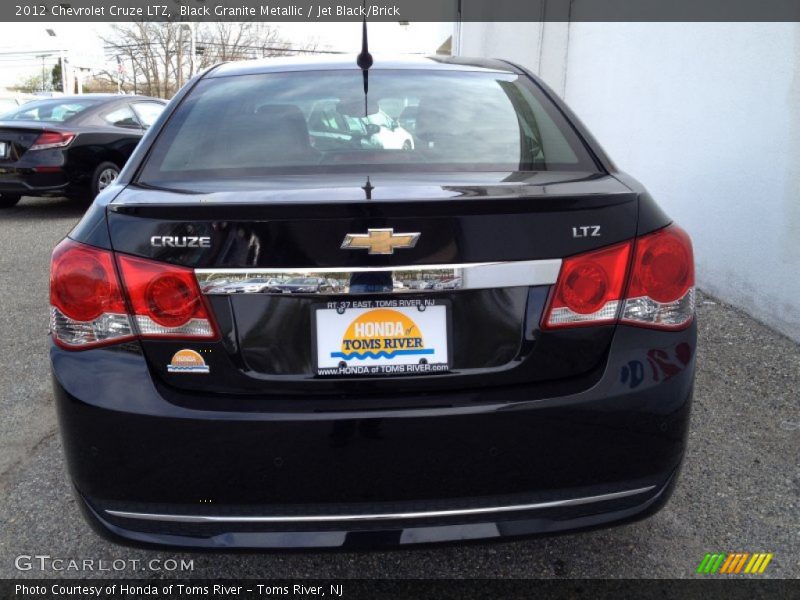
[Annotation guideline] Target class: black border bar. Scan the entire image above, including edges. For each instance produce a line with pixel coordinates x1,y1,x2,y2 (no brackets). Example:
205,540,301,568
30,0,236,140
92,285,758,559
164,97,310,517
5,0,800,22
4,578,800,600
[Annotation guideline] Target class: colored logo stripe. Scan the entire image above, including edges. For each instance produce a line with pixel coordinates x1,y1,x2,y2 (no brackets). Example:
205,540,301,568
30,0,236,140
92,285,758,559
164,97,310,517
331,349,434,360
698,553,773,574
748,553,773,574
697,553,725,574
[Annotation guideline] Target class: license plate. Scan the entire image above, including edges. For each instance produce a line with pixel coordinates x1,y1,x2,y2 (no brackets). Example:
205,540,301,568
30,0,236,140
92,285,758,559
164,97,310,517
315,299,449,376
0,142,7,158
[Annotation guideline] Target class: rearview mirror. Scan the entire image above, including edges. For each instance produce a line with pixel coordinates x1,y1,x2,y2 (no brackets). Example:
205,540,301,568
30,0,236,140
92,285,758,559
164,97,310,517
365,123,380,136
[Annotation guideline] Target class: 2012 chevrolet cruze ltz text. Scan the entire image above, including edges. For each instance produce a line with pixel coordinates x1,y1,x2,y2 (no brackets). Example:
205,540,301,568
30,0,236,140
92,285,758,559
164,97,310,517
49,54,696,549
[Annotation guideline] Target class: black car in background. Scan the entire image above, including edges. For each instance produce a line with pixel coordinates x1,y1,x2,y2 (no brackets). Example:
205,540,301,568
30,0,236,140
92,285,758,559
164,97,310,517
0,94,164,208
49,56,695,549
274,276,338,294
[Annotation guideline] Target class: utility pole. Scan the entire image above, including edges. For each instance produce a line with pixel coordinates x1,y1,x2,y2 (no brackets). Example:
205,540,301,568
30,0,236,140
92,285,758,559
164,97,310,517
131,55,137,95
116,55,122,94
181,23,196,78
36,54,48,91
60,50,67,92
46,28,69,93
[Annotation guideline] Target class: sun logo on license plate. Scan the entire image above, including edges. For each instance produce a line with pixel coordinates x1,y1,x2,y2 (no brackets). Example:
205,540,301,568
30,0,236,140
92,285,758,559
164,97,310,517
331,309,434,361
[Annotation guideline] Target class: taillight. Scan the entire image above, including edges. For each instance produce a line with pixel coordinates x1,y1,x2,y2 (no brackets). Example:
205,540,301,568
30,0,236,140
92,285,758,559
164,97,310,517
30,131,75,151
621,225,695,330
50,240,134,349
542,241,632,328
116,254,217,340
542,224,695,331
50,241,219,350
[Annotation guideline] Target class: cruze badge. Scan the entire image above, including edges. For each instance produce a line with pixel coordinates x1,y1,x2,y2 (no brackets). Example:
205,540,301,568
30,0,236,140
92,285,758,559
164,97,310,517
150,235,211,248
341,228,420,255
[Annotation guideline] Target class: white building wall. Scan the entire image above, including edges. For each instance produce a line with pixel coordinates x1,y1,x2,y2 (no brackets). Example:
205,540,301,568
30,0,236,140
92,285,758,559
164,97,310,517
459,22,545,69
459,22,800,342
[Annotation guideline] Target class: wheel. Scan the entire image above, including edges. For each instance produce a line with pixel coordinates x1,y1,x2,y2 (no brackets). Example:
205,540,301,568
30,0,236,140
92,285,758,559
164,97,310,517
402,140,413,151
0,193,21,209
91,162,120,198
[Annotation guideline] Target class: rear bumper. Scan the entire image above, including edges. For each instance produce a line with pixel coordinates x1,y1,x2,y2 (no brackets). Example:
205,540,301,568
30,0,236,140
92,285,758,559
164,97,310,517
52,323,696,549
0,168,69,195
75,474,679,549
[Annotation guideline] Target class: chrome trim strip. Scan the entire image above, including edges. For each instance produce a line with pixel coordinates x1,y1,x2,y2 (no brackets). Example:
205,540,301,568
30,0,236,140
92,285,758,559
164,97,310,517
195,258,562,295
105,486,654,524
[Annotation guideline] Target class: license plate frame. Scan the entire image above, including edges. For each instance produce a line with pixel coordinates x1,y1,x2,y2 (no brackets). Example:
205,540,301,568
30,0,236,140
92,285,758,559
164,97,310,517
313,298,451,377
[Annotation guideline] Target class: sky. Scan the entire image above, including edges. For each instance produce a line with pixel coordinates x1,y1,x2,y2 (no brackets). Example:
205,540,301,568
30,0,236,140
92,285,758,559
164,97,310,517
0,22,455,89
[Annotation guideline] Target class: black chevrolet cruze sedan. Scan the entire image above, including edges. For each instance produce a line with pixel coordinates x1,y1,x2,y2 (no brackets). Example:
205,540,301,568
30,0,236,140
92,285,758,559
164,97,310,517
49,55,696,549
0,94,165,207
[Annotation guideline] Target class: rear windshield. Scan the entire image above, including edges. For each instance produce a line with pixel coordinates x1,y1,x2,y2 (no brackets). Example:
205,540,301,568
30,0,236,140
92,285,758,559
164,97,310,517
138,69,599,184
0,98,19,115
2,98,100,123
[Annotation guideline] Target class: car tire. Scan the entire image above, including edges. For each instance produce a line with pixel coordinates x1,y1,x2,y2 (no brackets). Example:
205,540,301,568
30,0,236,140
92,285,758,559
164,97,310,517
0,193,22,209
91,162,120,198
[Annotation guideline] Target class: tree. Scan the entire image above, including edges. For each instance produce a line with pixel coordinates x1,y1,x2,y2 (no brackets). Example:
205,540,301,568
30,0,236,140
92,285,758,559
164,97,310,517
51,62,62,92
100,22,319,99
13,72,47,93
80,77,119,94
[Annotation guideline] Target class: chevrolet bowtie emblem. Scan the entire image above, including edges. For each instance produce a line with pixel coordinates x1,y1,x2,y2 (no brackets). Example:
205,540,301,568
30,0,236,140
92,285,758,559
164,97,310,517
341,228,421,255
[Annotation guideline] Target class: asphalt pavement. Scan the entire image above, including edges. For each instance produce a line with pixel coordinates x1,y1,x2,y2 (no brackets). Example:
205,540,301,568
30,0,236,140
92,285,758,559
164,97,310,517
0,196,797,579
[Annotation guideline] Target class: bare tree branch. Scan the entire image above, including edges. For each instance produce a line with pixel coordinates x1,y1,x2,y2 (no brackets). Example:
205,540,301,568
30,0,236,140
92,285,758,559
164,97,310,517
100,22,319,99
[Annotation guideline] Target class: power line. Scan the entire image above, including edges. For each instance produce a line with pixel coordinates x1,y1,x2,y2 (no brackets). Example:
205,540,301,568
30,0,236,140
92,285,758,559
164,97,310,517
102,41,342,55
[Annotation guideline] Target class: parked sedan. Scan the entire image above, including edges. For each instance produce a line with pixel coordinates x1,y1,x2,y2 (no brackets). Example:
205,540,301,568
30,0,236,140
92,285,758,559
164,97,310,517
243,277,286,292
0,94,165,207
438,276,462,290
273,276,335,294
216,278,285,294
49,55,695,550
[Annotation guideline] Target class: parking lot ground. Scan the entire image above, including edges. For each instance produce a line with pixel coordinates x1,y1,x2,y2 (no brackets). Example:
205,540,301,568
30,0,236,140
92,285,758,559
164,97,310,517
0,196,797,579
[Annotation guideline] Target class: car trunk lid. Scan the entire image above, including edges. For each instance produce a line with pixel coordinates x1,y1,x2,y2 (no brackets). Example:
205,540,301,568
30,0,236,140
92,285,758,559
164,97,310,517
0,122,50,162
106,172,638,397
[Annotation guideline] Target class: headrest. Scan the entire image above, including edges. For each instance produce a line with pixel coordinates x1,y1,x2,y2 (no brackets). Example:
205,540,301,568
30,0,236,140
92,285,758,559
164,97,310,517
252,103,310,151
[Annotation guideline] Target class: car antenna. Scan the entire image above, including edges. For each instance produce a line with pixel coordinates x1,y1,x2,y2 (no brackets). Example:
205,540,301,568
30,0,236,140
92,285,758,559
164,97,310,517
362,176,374,200
356,8,373,119
356,7,374,200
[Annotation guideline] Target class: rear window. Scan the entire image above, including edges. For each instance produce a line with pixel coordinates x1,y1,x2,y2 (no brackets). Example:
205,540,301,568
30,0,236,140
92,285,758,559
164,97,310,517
3,98,100,123
138,69,599,184
0,98,19,115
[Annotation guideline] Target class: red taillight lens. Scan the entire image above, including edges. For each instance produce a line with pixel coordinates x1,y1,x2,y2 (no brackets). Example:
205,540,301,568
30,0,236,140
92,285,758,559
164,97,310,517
542,224,695,331
116,254,217,340
622,225,695,330
542,242,632,328
626,225,694,303
30,131,75,151
561,263,609,314
51,242,219,349
50,240,133,349
146,275,197,327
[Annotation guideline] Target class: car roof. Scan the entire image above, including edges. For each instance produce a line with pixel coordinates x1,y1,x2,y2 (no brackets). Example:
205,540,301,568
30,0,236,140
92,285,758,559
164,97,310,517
207,54,520,79
23,94,163,103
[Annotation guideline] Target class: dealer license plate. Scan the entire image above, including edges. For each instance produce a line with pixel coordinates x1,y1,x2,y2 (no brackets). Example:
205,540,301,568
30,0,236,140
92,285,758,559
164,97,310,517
315,299,449,376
